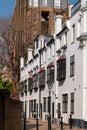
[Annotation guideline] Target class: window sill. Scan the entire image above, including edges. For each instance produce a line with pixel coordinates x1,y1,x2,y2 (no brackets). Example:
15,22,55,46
56,48,61,53
61,44,67,49
63,112,68,113
57,78,66,81
49,58,51,60
71,112,74,114
71,41,75,44
70,75,74,77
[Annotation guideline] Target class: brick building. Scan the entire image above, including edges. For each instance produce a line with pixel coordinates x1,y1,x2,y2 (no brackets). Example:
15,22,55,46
10,0,68,57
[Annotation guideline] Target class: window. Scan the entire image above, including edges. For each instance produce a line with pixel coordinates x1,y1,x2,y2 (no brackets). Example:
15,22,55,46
20,82,24,96
47,96,51,113
33,0,38,6
64,32,67,45
40,38,45,48
36,41,39,49
71,93,74,114
24,80,27,95
39,70,45,87
33,74,38,89
43,51,46,63
41,53,43,65
34,99,36,112
43,97,46,112
28,0,32,6
33,12,38,23
78,19,81,37
30,100,33,112
72,24,75,42
47,65,54,84
54,0,60,8
28,77,33,91
70,55,75,77
52,43,55,56
57,56,66,81
49,46,51,58
58,103,61,118
62,94,68,113
43,0,47,5
52,102,54,118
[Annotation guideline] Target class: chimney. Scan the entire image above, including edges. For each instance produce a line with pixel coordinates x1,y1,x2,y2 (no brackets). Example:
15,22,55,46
20,57,24,68
54,15,62,35
27,48,33,61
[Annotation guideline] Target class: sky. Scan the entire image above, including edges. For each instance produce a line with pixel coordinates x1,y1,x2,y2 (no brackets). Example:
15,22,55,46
70,0,78,4
0,0,77,19
0,0,16,18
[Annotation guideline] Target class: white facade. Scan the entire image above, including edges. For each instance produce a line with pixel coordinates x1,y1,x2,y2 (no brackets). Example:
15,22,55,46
20,0,87,128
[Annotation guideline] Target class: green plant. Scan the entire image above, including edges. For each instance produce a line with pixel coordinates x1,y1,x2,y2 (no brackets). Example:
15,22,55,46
0,78,13,96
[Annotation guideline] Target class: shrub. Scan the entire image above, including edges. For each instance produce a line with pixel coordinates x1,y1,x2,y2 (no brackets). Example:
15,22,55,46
0,78,12,96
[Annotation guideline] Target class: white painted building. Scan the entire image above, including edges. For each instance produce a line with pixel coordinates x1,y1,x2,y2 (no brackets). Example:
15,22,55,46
20,0,87,128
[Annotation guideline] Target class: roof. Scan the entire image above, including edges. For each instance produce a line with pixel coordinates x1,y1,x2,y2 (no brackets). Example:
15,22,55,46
47,62,54,67
57,54,66,61
39,67,45,73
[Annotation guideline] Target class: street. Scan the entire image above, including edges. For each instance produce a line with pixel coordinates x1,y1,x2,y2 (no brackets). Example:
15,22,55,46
25,119,86,130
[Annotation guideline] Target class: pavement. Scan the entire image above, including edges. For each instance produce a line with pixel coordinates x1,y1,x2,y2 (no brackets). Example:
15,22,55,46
26,119,86,130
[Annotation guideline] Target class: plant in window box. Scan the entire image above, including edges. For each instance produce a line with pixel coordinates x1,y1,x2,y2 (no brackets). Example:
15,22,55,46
0,78,12,97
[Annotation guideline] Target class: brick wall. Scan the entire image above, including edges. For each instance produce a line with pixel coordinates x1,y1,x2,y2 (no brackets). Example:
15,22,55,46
0,96,23,130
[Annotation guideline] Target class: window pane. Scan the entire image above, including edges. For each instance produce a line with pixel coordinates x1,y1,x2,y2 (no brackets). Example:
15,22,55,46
47,66,54,84
72,24,75,42
57,59,66,81
34,99,36,112
62,94,68,113
70,55,75,76
39,71,45,86
71,93,74,114
43,97,46,112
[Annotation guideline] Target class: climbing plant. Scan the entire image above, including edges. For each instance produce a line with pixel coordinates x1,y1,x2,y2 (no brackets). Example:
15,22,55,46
0,78,12,96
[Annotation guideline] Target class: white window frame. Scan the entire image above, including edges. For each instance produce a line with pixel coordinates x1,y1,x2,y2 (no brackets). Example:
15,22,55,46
33,0,38,6
62,94,68,113
77,19,81,37
28,0,32,6
72,24,75,43
43,0,47,5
